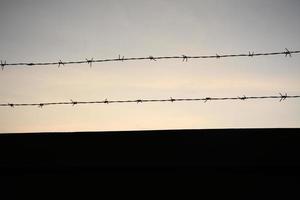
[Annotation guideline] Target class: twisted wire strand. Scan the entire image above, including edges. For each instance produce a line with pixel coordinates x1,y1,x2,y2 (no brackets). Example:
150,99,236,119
1,49,299,69
1,94,299,108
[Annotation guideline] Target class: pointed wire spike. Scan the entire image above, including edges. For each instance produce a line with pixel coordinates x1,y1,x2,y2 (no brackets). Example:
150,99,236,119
118,55,124,62
279,93,282,102
70,99,77,106
204,97,211,103
279,92,288,102
238,95,247,100
58,60,64,68
284,48,292,57
1,60,6,70
149,56,156,61
86,58,94,67
8,103,14,108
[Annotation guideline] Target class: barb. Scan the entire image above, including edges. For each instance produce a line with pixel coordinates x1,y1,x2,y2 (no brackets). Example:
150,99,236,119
8,103,14,108
1,60,6,70
284,48,292,57
136,99,143,104
118,55,124,62
58,60,65,68
204,97,211,103
238,95,247,100
149,56,156,61
1,93,299,108
86,58,94,67
182,55,188,62
104,99,109,104
2,49,299,68
279,93,288,102
70,99,77,106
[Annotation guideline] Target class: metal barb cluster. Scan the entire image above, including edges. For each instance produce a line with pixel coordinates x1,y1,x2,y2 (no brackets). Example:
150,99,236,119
284,48,292,57
238,95,247,100
249,52,254,57
8,103,14,108
1,93,299,108
182,55,188,62
86,58,94,67
1,49,299,69
58,60,65,68
149,56,156,61
118,55,124,62
1,60,6,70
70,99,77,106
279,93,288,102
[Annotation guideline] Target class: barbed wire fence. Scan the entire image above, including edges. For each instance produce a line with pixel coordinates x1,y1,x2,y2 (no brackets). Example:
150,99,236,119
1,49,299,70
1,49,299,109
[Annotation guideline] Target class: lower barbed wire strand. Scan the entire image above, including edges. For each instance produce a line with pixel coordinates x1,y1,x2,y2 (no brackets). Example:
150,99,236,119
1,94,300,108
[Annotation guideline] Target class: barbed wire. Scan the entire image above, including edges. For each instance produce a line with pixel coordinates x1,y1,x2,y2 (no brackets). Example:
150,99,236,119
1,93,299,108
1,49,299,69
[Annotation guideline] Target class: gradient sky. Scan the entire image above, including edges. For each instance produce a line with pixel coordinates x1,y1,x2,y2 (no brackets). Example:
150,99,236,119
0,0,300,133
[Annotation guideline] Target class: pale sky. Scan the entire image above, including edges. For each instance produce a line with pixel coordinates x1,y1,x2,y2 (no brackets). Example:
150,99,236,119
0,0,300,133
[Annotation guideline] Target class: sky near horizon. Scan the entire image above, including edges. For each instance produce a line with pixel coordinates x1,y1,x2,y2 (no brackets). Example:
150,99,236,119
0,0,300,133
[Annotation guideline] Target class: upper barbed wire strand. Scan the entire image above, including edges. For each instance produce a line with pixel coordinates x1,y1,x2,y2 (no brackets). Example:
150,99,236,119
1,49,299,69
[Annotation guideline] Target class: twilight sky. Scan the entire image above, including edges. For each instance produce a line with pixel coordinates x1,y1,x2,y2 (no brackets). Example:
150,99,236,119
0,0,300,133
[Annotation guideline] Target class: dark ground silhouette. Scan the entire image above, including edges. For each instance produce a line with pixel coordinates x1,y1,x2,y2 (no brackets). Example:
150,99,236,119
1,128,300,197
